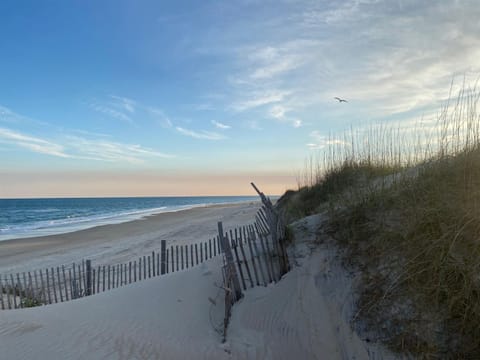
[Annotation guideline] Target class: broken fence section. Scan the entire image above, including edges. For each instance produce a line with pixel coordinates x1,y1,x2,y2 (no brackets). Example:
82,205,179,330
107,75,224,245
220,182,289,340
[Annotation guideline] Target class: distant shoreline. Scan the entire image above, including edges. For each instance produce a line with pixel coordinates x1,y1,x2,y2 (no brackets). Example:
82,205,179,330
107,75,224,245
0,197,261,242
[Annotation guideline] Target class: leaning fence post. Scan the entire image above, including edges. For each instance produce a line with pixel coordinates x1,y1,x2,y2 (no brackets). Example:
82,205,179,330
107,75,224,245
86,260,92,296
218,221,242,300
161,240,166,275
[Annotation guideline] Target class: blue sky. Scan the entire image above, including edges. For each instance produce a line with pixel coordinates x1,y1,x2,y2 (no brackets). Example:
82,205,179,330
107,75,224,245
0,0,479,197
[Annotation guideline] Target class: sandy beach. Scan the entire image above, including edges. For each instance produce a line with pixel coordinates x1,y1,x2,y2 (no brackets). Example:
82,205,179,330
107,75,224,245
0,201,261,275
0,209,390,360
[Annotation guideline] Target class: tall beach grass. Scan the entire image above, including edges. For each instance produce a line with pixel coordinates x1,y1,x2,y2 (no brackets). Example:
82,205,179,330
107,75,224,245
280,80,480,357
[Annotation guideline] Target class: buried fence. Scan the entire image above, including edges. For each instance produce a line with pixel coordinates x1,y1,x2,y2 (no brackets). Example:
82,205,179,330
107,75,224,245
220,183,289,340
0,235,225,310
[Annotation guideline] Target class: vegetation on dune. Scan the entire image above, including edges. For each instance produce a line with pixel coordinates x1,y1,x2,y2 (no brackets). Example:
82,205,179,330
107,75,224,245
278,81,480,357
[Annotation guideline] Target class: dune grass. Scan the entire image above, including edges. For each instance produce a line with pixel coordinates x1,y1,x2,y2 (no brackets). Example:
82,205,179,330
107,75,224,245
279,81,480,357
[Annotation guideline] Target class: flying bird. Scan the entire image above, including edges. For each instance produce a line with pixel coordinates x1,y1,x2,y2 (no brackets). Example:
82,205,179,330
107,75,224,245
334,97,348,103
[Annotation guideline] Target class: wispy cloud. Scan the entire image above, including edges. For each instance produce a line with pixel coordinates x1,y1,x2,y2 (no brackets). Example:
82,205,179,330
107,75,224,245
110,95,136,113
268,104,303,128
208,0,480,133
90,103,133,124
211,120,231,129
176,127,225,140
232,90,290,111
67,136,175,163
247,44,305,80
0,127,70,158
245,120,262,131
148,107,173,128
307,130,348,150
0,105,22,123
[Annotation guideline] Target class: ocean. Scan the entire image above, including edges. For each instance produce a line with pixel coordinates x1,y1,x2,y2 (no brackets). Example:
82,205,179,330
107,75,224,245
0,196,259,241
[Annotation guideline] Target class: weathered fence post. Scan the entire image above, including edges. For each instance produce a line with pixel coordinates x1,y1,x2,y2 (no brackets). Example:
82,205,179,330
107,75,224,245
161,240,166,275
86,260,92,296
218,222,242,300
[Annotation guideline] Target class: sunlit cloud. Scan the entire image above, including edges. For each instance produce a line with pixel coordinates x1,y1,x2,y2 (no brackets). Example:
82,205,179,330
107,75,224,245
176,126,225,140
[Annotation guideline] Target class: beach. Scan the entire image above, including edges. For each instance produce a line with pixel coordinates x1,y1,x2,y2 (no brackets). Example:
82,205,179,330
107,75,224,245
0,201,261,275
0,207,389,360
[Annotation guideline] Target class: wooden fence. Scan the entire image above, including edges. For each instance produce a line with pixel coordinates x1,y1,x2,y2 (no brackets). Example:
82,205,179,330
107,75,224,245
0,236,224,310
220,183,289,340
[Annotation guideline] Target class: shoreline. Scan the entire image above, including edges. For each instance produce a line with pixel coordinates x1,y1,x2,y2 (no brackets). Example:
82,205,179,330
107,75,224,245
0,201,260,274
0,198,259,243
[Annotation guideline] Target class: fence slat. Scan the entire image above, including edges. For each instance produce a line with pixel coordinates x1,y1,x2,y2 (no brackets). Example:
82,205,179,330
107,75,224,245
86,260,92,295
33,270,40,304
22,272,28,304
238,229,254,288
82,260,87,293
245,227,260,286
190,244,194,267
166,248,169,273
0,277,5,310
68,267,74,299
195,244,199,265
230,235,247,290
77,264,83,295
45,269,52,304
256,225,273,283
10,274,17,308
5,276,11,309
60,266,68,301
264,233,279,282
161,241,166,275
96,266,100,294
128,262,132,284
143,256,147,280
28,272,34,302
157,252,160,275
16,273,24,308
138,257,142,281
218,222,242,300
250,225,267,286
152,251,156,277
176,245,179,272
148,255,151,278
106,265,111,290
120,263,123,286
181,246,184,270
56,267,63,302
133,261,137,282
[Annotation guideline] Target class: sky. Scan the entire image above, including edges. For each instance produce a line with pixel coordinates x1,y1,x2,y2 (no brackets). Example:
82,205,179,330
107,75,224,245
0,0,479,197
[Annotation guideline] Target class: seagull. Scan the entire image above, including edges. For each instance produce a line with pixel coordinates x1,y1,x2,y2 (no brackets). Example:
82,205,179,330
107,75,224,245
334,97,348,103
